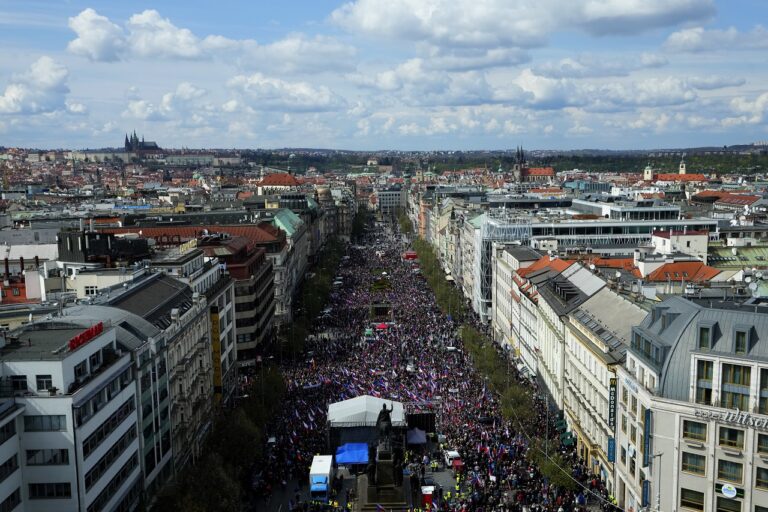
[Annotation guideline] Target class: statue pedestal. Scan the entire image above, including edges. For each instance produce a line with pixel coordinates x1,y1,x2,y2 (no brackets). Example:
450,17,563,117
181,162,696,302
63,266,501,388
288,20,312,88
355,444,407,512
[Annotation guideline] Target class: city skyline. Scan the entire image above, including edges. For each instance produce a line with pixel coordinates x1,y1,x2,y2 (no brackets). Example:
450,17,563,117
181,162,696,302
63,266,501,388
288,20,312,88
1,1,768,150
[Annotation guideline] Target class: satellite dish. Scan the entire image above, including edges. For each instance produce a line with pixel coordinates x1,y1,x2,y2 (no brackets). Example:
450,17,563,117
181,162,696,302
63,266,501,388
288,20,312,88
615,271,622,279
749,282,758,291
756,271,764,280
589,264,596,271
732,247,738,256
745,276,752,283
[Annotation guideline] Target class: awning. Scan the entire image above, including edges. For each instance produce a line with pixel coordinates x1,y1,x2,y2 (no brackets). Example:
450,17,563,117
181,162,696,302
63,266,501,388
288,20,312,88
406,428,427,445
335,443,369,465
375,323,388,330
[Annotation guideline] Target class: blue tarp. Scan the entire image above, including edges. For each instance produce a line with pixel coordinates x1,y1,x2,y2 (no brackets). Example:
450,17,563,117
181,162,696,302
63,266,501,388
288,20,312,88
335,443,369,465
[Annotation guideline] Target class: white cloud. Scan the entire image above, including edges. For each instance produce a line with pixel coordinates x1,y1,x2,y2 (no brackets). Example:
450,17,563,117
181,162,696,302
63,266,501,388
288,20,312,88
66,9,356,71
665,25,768,53
534,53,668,79
227,73,344,112
65,100,87,114
0,56,69,114
122,99,164,120
159,82,207,115
332,0,713,48
222,100,239,113
243,34,357,73
67,8,126,61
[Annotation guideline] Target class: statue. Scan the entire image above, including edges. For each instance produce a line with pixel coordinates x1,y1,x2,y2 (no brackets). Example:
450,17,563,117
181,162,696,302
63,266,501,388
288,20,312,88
376,403,394,445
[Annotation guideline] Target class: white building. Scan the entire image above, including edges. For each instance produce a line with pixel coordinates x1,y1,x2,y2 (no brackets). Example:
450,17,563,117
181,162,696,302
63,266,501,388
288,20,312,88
615,296,768,512
563,286,647,492
0,318,141,512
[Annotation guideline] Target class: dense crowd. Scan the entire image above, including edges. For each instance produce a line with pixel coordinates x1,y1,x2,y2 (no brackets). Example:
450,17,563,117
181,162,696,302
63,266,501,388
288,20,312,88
254,221,620,512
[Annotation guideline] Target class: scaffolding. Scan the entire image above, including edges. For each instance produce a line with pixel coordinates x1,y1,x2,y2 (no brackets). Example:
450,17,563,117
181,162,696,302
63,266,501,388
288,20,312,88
472,210,533,322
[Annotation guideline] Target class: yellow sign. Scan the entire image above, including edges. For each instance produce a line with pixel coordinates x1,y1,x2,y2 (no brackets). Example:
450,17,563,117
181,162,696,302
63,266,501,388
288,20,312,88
179,239,198,255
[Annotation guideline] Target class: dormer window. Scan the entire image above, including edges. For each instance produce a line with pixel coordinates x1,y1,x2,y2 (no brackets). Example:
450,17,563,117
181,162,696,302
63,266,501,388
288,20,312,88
735,330,748,355
698,326,711,350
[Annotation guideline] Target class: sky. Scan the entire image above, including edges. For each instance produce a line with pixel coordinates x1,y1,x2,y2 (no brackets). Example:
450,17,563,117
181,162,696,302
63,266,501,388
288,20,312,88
1,0,768,150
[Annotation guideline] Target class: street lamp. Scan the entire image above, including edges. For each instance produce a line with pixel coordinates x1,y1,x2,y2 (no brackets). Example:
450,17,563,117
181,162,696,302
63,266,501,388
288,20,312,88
641,452,663,512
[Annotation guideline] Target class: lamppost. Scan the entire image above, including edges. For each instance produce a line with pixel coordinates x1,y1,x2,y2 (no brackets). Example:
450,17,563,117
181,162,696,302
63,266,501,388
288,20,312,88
641,452,663,512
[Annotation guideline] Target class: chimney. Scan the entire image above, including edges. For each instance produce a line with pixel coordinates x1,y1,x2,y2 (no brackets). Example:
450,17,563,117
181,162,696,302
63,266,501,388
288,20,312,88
3,258,8,280
34,256,39,268
18,257,24,274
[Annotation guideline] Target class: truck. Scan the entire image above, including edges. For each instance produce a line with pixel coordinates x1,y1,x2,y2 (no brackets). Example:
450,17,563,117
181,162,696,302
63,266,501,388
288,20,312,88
309,455,335,503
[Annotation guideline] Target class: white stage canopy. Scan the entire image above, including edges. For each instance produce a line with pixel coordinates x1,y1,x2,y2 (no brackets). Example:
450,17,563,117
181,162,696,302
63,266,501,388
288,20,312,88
327,395,406,428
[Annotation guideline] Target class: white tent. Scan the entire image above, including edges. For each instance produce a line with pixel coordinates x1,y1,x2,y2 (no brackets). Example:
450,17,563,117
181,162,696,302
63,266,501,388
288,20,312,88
327,395,406,428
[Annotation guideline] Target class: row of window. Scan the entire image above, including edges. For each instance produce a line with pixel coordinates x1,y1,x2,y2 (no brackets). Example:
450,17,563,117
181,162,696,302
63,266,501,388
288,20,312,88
24,415,66,432
26,449,68,466
82,398,135,460
85,424,137,491
681,488,768,512
695,361,768,413
74,366,133,428
87,452,139,512
681,451,768,487
29,482,71,500
682,419,768,453
0,455,18,484
698,324,752,355
0,422,15,447
0,489,20,512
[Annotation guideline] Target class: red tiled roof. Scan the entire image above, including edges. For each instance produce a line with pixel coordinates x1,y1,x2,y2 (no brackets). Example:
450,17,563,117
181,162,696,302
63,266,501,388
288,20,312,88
524,167,555,177
517,255,574,278
646,262,720,283
259,173,302,187
715,194,760,206
655,173,708,182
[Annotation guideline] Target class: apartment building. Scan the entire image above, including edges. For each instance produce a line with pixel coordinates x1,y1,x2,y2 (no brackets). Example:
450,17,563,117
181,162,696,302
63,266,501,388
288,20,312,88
615,297,768,512
0,319,141,512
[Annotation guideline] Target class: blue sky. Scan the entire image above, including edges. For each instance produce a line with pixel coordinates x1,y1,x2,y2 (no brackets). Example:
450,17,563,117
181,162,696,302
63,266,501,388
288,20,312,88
1,0,767,150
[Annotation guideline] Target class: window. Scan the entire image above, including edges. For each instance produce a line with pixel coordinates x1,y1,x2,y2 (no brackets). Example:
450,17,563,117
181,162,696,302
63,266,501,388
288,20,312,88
0,422,15,447
757,467,768,490
622,386,628,405
89,351,101,369
74,361,87,379
760,369,768,415
717,497,741,512
631,425,637,444
756,507,768,512
680,488,704,510
82,399,135,460
0,455,18,484
719,427,745,449
717,459,743,483
84,285,98,296
621,415,627,434
0,488,21,512
683,420,707,442
84,426,137,491
26,449,69,466
721,364,751,410
759,434,768,454
86,453,139,512
11,288,19,297
631,395,638,415
695,359,713,405
24,415,66,432
735,330,748,354
10,376,27,392
682,452,706,475
35,375,52,392
699,326,711,350
28,482,71,499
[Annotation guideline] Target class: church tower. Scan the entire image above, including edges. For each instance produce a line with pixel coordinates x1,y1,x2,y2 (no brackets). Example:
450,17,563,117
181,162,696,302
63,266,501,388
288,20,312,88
643,164,654,181
679,156,687,175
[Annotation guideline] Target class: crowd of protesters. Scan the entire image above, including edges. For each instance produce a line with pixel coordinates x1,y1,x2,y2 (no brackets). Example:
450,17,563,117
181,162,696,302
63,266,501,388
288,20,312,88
254,220,620,512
